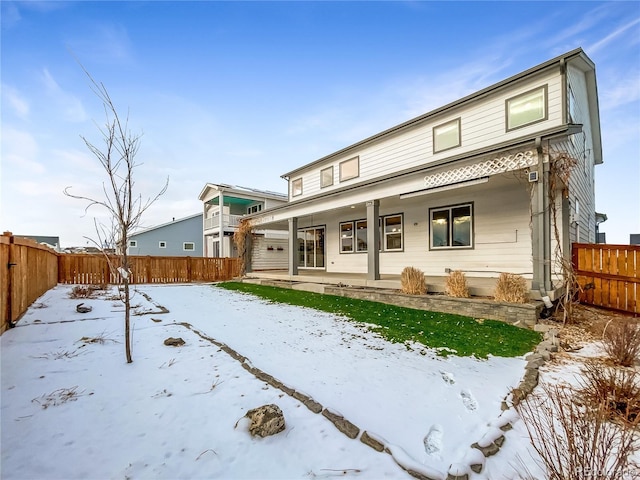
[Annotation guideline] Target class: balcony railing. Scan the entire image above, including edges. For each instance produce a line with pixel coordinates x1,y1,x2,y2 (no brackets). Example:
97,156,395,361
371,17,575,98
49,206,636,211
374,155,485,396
204,214,244,231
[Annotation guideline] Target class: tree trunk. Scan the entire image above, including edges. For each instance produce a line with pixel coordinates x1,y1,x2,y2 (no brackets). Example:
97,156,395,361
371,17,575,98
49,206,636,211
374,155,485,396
124,278,132,363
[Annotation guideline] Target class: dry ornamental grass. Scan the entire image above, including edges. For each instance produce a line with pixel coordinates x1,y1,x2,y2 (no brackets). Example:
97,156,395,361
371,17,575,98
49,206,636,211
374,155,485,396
602,320,640,368
400,266,427,295
445,270,469,298
493,272,529,304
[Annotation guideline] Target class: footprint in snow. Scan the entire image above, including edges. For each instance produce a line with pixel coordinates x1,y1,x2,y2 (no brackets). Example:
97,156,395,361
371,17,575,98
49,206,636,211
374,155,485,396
440,371,455,385
460,389,478,411
423,424,443,455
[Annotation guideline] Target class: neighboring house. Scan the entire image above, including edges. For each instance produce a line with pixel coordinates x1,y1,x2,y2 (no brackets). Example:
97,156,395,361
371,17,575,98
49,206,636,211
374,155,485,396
248,48,603,300
127,213,203,257
198,184,288,268
16,235,62,252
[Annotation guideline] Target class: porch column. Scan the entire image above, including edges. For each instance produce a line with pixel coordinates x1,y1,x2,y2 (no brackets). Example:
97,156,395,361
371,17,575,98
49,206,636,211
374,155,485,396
366,200,380,280
218,191,225,257
288,217,298,276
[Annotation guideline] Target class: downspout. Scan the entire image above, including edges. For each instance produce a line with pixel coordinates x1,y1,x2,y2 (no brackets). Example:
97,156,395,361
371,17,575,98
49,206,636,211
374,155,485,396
536,137,553,309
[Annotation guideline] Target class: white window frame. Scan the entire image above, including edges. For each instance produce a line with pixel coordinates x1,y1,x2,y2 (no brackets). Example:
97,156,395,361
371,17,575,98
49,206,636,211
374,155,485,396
292,178,303,197
159,241,167,248
339,156,359,182
183,242,195,251
429,203,474,249
247,204,262,214
321,166,334,188
506,85,548,131
129,240,137,247
433,118,461,153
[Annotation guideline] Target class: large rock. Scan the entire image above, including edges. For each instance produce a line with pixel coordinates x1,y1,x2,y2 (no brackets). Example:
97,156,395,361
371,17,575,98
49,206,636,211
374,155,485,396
246,404,285,437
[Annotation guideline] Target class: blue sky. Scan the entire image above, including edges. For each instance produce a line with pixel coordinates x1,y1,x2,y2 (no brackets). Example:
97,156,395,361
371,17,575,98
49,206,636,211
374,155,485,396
2,1,639,247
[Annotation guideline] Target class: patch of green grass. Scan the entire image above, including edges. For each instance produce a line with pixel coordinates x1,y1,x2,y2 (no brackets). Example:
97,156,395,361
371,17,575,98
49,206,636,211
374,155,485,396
216,282,541,358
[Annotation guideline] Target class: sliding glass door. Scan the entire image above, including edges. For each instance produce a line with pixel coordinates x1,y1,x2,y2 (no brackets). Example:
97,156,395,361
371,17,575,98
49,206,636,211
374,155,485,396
297,226,325,269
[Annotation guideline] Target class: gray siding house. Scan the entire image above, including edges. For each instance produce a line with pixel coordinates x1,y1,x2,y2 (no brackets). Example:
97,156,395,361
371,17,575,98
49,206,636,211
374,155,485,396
127,213,203,257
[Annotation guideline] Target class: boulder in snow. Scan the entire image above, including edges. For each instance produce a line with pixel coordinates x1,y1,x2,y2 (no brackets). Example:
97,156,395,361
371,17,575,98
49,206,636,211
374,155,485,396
245,404,285,437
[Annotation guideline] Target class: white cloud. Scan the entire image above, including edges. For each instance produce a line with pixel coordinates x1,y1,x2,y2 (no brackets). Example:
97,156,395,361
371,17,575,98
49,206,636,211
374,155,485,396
1,128,44,174
40,68,87,122
586,17,640,55
1,85,30,119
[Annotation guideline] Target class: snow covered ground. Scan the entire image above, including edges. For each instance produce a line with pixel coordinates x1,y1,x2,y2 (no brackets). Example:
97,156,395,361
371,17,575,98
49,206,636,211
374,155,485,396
0,283,586,479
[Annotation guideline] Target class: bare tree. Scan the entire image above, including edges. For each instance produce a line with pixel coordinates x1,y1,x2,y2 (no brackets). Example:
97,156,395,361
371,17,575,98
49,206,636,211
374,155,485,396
65,69,168,363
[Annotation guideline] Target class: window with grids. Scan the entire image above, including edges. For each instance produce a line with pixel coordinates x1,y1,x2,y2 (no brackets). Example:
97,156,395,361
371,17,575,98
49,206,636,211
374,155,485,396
159,241,167,248
183,242,195,251
430,204,473,249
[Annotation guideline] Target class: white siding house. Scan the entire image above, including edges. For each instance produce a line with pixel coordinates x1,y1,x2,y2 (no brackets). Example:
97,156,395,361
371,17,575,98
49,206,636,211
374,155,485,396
198,184,288,268
248,49,603,300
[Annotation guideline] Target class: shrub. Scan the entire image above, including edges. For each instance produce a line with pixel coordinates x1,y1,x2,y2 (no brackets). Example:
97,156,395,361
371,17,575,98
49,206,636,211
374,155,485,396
400,267,427,295
68,285,94,299
515,382,639,480
445,270,469,298
578,360,640,424
493,272,528,303
602,320,640,367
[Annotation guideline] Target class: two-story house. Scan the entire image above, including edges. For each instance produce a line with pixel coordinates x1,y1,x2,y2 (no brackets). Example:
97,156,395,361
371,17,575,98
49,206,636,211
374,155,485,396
199,183,288,267
247,48,603,300
127,213,203,257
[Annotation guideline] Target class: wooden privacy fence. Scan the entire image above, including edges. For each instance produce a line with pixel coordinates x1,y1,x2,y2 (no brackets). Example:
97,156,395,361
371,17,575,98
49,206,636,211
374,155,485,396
58,254,242,285
1,232,243,333
573,243,639,314
1,233,59,334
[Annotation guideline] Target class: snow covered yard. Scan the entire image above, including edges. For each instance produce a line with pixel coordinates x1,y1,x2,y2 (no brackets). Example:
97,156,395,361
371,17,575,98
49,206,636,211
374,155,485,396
2,283,548,479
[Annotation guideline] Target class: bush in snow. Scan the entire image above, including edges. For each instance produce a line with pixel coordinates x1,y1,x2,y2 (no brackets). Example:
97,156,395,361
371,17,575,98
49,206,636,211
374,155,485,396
602,320,640,367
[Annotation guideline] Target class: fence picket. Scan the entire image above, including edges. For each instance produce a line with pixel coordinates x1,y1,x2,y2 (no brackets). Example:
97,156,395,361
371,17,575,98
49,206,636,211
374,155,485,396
573,243,639,314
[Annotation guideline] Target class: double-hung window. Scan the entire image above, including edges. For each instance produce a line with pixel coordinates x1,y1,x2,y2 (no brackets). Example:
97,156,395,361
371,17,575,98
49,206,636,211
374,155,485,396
506,85,548,131
383,214,403,251
340,222,354,253
430,203,473,249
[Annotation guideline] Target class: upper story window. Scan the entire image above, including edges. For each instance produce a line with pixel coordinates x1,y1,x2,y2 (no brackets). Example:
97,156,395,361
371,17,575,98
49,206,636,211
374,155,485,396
159,241,167,248
433,118,461,153
183,242,195,251
292,178,303,197
129,240,137,247
247,204,262,214
430,203,473,249
506,85,548,131
321,166,334,188
569,87,577,123
339,156,359,182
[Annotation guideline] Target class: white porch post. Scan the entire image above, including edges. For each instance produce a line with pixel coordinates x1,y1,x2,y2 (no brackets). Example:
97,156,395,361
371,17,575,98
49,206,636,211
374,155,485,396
288,217,298,275
366,200,380,280
218,190,225,257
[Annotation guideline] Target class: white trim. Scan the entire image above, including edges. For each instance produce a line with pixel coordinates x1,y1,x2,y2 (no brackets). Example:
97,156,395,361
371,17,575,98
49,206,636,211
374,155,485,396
400,177,489,199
